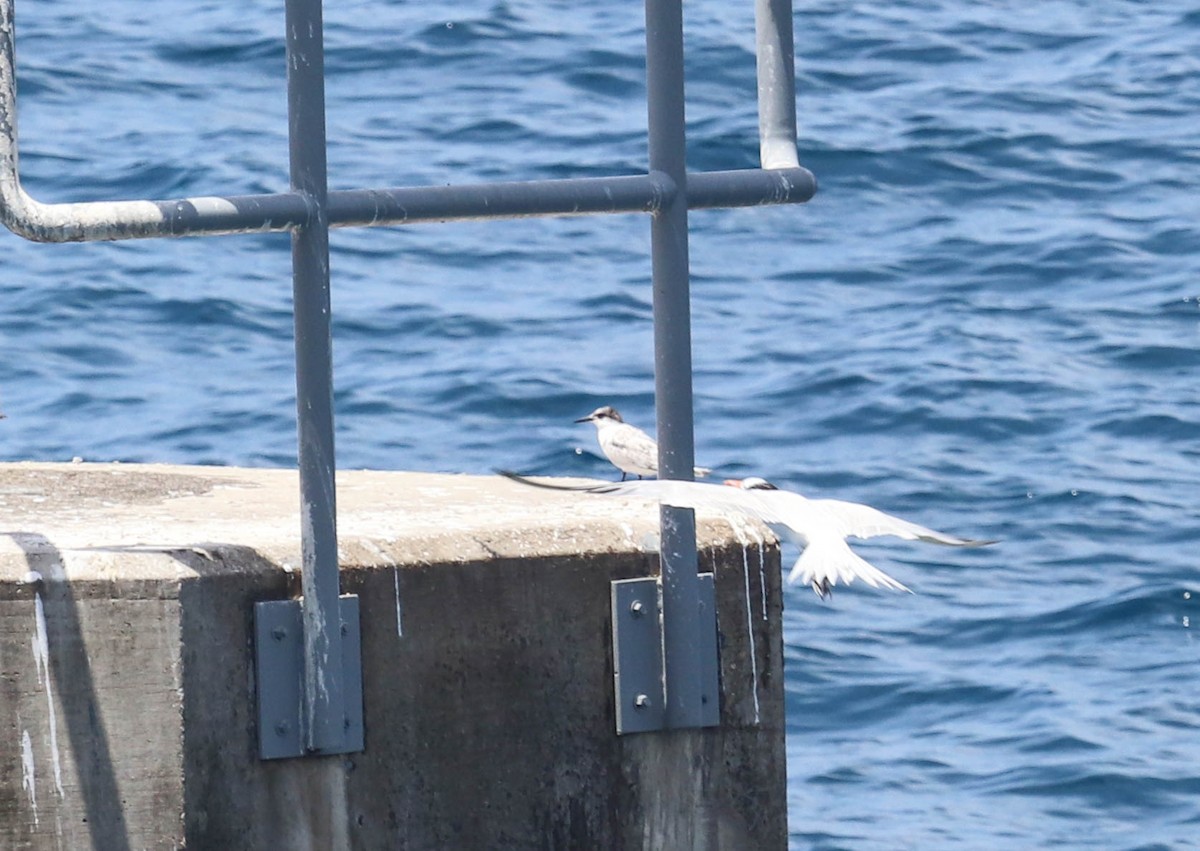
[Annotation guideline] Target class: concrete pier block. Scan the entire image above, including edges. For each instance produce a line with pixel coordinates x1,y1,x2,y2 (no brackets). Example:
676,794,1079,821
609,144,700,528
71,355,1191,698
0,462,785,849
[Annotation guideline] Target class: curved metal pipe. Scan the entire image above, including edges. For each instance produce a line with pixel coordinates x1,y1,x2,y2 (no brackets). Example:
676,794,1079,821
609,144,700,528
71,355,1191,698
0,0,812,245
0,0,308,242
755,0,801,169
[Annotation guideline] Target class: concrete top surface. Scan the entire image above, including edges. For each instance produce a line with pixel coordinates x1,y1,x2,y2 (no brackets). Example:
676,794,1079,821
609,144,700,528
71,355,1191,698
0,462,773,583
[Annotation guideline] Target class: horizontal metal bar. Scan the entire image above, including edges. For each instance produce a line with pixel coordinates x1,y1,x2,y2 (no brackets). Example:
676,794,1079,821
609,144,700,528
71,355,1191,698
686,166,815,210
0,190,310,243
327,172,675,227
0,168,813,244
332,167,816,228
329,167,814,228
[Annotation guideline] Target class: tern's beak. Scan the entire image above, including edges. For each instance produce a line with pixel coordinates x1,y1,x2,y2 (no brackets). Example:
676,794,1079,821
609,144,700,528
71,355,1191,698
573,415,594,423
722,479,743,488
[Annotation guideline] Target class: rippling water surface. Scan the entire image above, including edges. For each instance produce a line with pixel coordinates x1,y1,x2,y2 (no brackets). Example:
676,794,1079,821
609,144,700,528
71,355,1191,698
2,1,1198,847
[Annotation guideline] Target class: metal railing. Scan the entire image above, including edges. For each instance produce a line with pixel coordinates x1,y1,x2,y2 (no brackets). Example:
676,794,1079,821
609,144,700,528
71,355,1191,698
0,0,815,754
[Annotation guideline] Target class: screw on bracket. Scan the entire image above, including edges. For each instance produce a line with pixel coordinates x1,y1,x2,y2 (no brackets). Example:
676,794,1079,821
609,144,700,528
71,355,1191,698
630,600,646,618
272,626,287,641
634,694,651,710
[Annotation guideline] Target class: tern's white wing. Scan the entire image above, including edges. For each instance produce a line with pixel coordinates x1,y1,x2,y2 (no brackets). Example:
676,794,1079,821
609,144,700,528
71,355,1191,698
566,477,741,509
498,474,992,598
721,487,990,596
576,481,913,596
510,477,756,519
734,488,989,547
808,497,993,548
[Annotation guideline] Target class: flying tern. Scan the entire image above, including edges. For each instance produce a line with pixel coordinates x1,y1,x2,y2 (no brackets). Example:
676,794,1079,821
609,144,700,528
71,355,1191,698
574,405,711,481
499,471,994,598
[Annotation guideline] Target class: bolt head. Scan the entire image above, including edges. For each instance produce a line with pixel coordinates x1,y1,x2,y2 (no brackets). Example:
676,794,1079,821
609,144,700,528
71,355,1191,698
634,694,651,710
272,626,287,641
630,600,645,618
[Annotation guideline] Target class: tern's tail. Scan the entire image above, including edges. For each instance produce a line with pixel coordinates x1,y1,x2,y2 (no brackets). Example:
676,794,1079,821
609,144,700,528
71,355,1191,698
787,537,911,598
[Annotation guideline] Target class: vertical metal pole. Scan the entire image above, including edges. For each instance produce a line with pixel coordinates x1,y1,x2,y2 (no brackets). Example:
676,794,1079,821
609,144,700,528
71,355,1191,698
755,0,800,169
644,0,703,729
285,0,344,752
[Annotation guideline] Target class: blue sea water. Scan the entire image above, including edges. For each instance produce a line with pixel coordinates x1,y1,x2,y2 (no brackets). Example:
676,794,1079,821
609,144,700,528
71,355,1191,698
1,1,1198,847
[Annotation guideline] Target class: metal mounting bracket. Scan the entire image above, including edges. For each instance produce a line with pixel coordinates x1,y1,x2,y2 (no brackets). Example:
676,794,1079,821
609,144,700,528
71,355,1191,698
254,595,364,760
611,573,720,734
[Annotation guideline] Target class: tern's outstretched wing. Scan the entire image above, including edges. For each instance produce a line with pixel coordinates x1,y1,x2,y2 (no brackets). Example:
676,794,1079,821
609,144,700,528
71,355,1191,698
498,471,734,506
499,472,993,599
497,470,612,492
733,488,993,596
810,498,996,548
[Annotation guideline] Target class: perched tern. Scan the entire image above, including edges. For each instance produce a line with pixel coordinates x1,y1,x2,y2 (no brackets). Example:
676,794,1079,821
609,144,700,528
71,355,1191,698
574,405,711,481
499,471,994,598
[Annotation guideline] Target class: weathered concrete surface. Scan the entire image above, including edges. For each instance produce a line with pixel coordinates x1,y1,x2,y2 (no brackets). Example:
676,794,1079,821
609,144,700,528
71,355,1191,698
0,462,785,850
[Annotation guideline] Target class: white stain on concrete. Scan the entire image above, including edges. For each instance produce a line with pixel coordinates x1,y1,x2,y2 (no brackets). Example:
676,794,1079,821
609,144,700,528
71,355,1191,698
393,565,404,638
32,592,64,796
361,540,404,639
738,543,761,725
21,729,37,825
728,515,772,725
756,533,768,621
